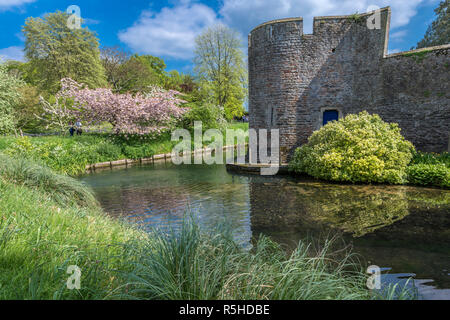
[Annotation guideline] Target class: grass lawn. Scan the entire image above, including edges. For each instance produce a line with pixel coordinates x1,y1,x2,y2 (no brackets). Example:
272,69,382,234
0,122,249,176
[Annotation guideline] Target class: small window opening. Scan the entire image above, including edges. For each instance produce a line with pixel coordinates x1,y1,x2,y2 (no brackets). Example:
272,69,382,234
323,110,339,126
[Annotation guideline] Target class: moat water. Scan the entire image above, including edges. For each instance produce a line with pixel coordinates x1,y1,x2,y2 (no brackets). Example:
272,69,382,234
79,160,450,300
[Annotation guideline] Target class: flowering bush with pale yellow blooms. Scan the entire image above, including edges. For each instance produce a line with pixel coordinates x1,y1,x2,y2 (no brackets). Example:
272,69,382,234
289,111,415,184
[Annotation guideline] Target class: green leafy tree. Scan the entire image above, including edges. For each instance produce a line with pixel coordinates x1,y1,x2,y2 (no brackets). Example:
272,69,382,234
164,70,197,94
136,55,167,82
101,49,169,94
100,46,131,93
417,0,449,48
22,11,106,93
119,55,163,93
16,85,44,132
0,63,25,134
194,24,247,120
289,112,415,184
5,61,41,87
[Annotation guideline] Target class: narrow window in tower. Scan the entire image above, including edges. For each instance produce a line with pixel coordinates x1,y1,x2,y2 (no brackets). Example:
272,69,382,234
271,107,275,126
267,25,273,40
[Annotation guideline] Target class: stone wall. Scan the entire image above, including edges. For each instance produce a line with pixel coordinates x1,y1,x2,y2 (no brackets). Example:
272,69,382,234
248,7,450,162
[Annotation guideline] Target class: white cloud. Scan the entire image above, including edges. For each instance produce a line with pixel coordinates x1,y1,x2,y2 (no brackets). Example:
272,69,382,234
390,30,407,40
119,1,219,60
388,48,401,54
0,46,25,62
220,0,426,34
83,18,100,26
120,0,430,61
0,0,35,10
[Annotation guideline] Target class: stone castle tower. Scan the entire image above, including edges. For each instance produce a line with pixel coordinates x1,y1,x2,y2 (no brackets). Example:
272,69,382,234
248,7,449,163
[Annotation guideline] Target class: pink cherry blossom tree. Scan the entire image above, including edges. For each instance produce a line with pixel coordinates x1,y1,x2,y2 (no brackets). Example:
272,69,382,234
58,78,187,136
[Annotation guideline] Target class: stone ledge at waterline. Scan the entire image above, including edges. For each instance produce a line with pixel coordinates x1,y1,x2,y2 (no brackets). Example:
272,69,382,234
85,145,248,171
226,163,290,175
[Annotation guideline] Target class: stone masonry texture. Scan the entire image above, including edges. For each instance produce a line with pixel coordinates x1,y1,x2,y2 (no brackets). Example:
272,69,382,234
248,7,450,162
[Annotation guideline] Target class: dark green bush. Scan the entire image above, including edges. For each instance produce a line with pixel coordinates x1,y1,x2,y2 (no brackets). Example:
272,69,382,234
289,112,415,184
407,163,450,188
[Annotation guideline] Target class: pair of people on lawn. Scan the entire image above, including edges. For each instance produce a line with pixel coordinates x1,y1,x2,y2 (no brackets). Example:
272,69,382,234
69,121,82,136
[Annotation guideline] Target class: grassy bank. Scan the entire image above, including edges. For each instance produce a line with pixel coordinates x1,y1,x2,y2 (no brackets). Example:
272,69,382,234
0,154,414,300
0,154,145,299
0,122,249,176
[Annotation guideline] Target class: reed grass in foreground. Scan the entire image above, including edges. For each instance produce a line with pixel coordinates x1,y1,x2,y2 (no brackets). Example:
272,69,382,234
0,154,416,300
115,220,417,300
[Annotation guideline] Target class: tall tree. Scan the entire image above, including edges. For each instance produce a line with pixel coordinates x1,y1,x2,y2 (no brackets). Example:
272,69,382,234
120,55,163,93
416,0,449,48
22,11,106,93
194,24,247,120
100,48,168,94
0,63,24,134
100,46,130,93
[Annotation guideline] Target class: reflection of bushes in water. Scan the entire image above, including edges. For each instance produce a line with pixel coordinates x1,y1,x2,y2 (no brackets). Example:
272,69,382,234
294,184,410,237
249,181,408,236
406,189,450,207
249,180,450,238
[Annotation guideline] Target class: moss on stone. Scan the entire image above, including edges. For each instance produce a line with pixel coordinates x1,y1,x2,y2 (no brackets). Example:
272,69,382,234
348,13,362,23
403,50,432,62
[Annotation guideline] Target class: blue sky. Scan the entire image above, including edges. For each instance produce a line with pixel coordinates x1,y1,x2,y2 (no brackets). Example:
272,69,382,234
0,0,443,73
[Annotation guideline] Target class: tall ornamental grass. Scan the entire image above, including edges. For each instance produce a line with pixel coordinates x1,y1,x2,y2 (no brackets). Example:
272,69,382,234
0,153,97,207
115,219,416,300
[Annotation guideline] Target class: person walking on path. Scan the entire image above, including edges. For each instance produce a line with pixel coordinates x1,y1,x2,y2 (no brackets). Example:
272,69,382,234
69,122,75,136
75,120,83,136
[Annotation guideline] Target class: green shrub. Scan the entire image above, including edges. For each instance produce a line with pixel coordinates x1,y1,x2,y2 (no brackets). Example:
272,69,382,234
4,136,91,175
95,142,123,160
0,63,24,134
181,103,227,131
411,151,450,167
407,163,450,188
289,112,415,184
0,125,247,175
123,145,155,160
